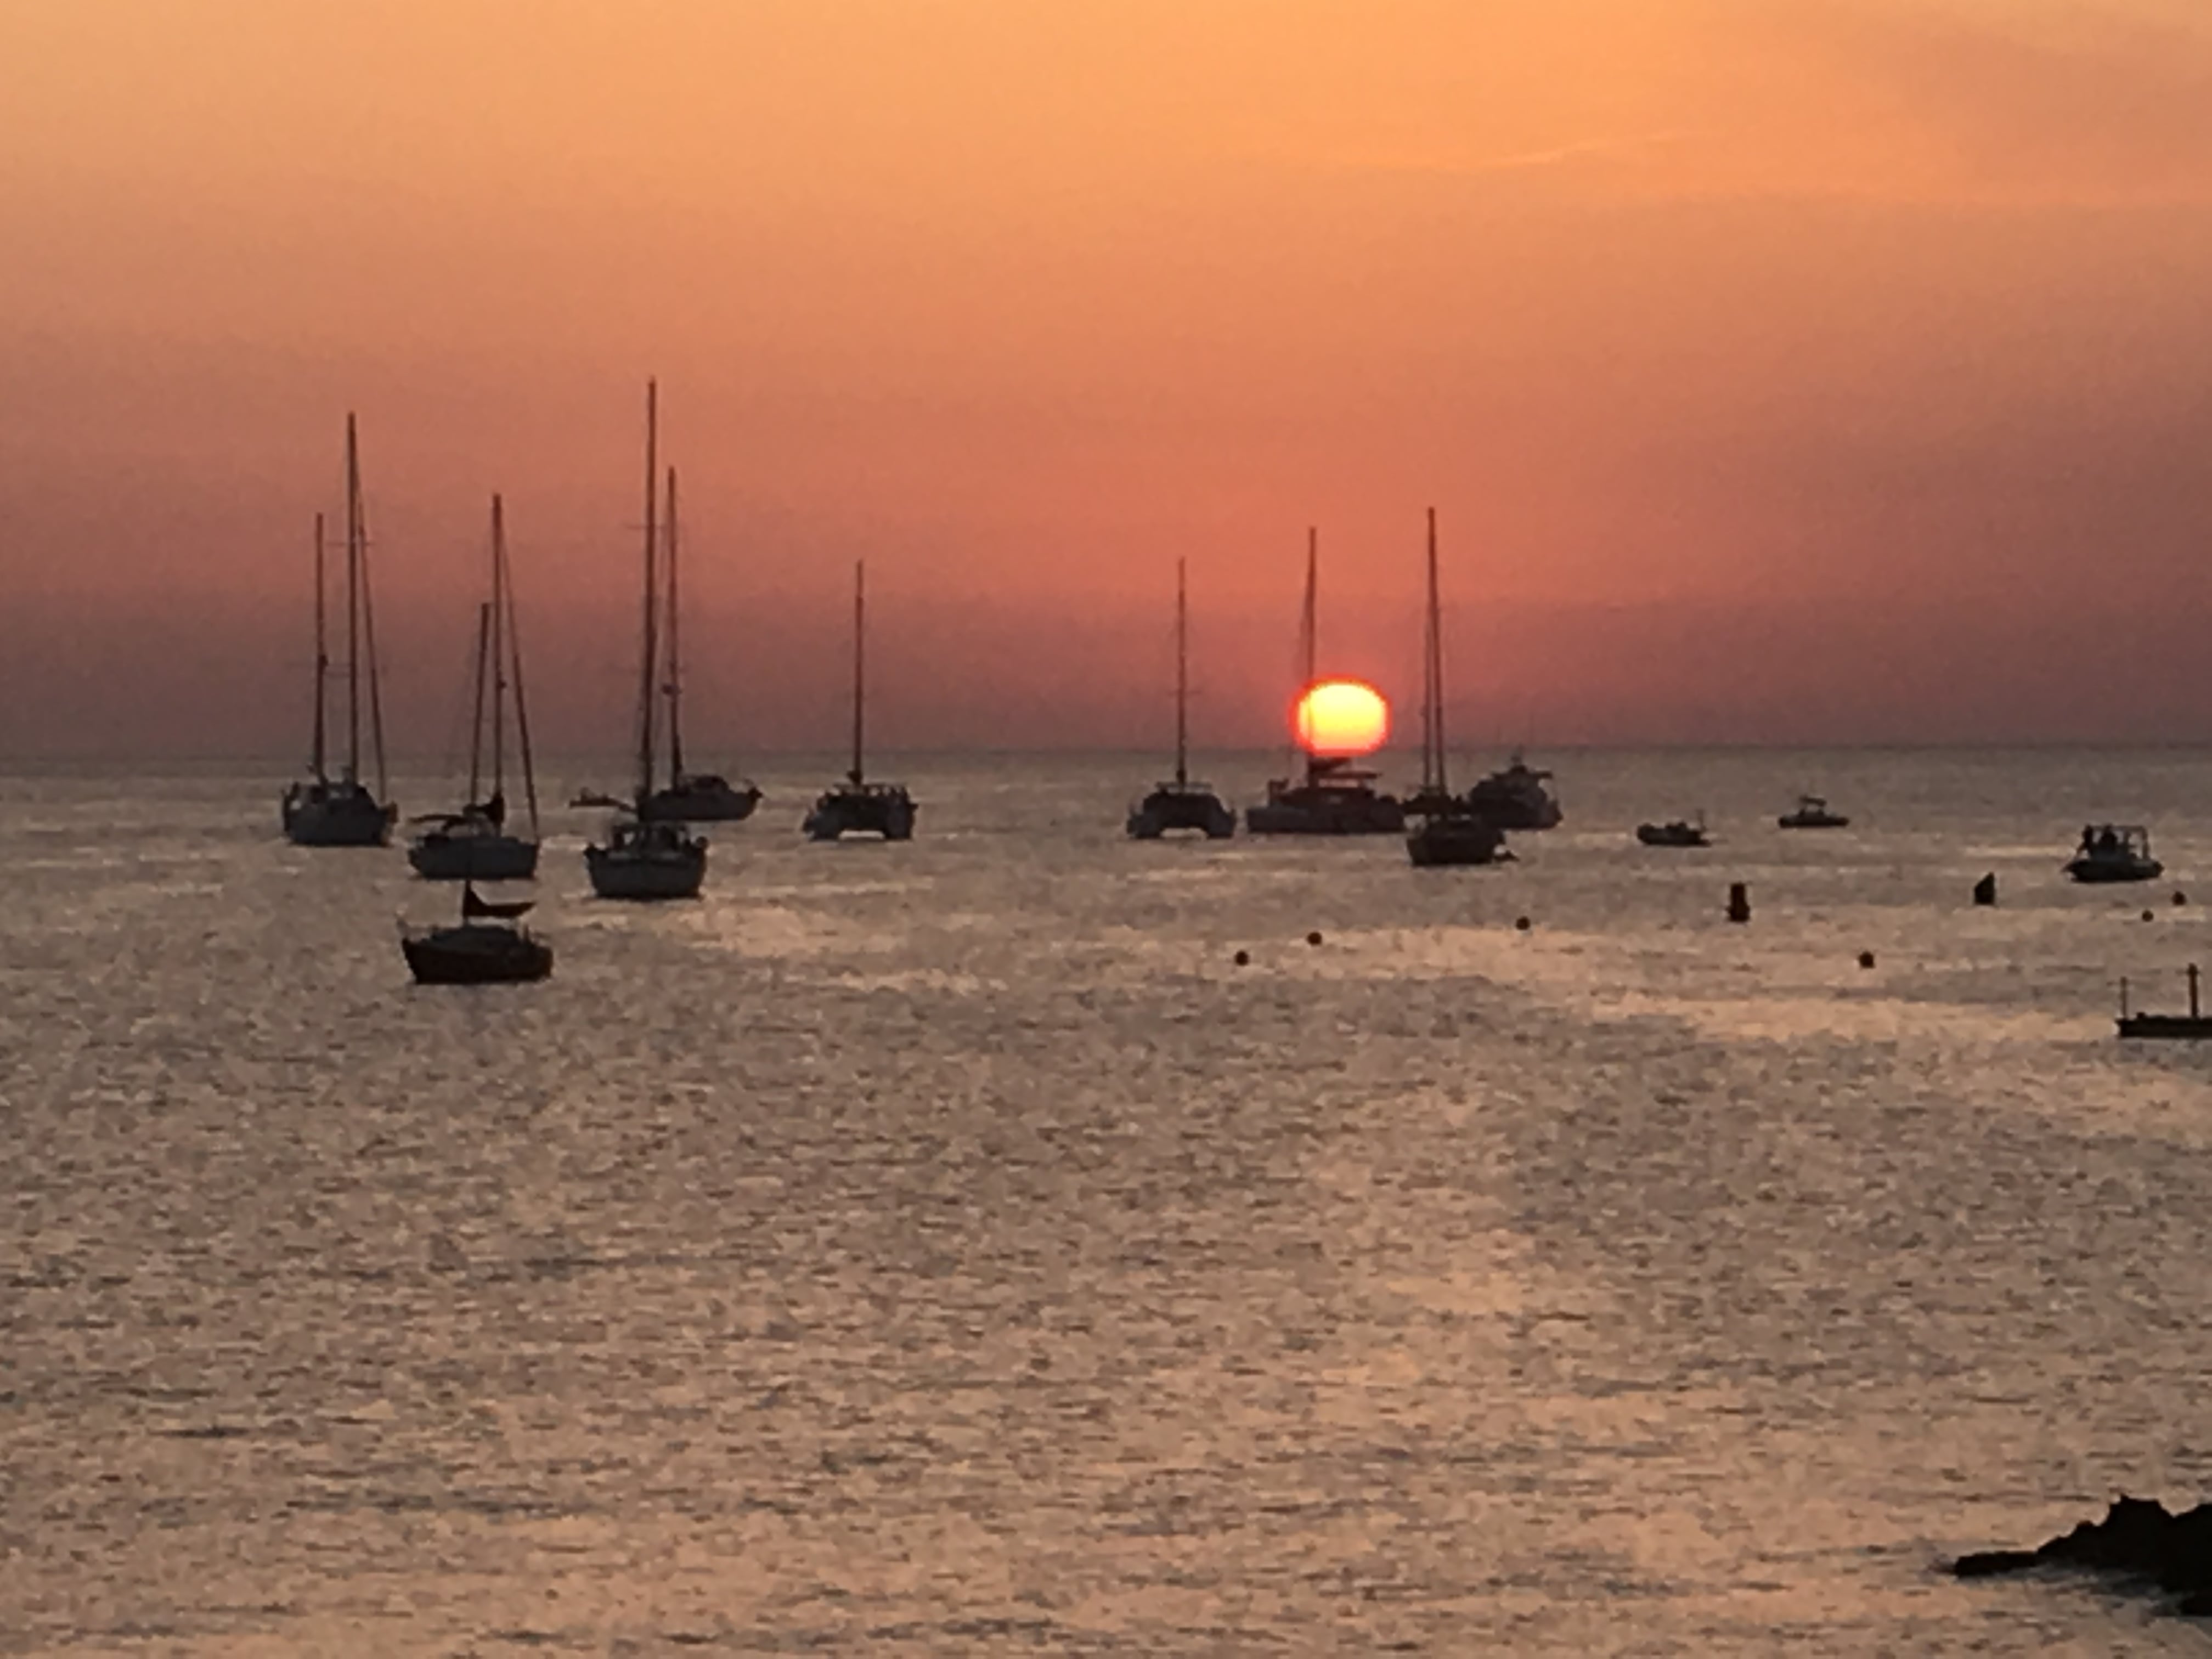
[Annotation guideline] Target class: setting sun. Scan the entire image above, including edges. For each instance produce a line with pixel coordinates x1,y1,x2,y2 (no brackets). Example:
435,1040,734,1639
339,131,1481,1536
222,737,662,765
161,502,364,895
1293,679,1390,757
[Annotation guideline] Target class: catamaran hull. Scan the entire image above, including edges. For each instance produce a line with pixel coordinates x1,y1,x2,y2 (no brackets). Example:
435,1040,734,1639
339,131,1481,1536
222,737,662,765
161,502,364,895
408,835,540,882
805,792,916,841
585,847,707,900
1127,787,1235,840
282,787,396,847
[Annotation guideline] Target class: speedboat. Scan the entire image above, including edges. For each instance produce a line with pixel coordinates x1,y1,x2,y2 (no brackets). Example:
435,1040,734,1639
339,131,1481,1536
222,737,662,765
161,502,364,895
401,885,552,984
2065,823,2162,884
1637,815,1710,848
1778,794,1849,829
586,815,707,899
1465,753,1562,830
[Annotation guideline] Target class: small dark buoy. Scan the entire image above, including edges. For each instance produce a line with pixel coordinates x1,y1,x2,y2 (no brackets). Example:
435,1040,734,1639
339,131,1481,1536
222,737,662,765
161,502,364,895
1727,881,1751,924
1972,872,1997,907
1233,949,1250,967
1857,950,1875,969
1514,916,1532,932
1306,930,1323,947
2142,910,2156,923
2175,891,2188,907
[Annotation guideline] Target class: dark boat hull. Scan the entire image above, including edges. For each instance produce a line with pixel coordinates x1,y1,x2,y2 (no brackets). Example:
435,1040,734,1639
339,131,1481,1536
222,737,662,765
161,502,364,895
641,777,761,823
1637,823,1709,848
2067,859,2163,884
2119,1014,2212,1039
283,782,396,847
1407,815,1508,867
408,833,539,881
1778,815,1849,830
805,785,916,841
1127,785,1235,839
402,927,552,984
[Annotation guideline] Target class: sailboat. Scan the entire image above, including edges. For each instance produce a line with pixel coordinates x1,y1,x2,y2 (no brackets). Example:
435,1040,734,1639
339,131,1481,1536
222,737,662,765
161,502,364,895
584,381,709,900
1126,558,1234,839
401,882,552,984
639,468,762,823
1405,507,1507,868
409,495,542,880
282,415,398,846
803,560,916,840
1245,528,1404,836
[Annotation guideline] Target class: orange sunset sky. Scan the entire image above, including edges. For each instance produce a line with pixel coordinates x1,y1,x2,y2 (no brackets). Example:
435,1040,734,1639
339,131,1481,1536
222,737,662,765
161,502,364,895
3,1,2211,758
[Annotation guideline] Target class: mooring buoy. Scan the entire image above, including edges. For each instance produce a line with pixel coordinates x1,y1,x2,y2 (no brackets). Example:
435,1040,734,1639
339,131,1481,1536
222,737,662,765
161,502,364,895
1727,882,1751,924
1972,873,1997,906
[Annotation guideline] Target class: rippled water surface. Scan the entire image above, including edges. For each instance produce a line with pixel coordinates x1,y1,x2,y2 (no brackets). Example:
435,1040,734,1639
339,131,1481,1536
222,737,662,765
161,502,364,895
8,749,2212,1654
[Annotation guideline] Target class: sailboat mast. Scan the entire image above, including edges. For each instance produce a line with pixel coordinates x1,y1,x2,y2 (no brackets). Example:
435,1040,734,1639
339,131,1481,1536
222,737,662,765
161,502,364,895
310,512,328,782
1425,506,1447,795
664,466,684,782
1302,526,1318,693
358,450,390,801
849,560,866,786
466,601,490,805
344,415,362,782
1175,557,1189,788
488,494,506,803
634,380,661,803
498,500,542,839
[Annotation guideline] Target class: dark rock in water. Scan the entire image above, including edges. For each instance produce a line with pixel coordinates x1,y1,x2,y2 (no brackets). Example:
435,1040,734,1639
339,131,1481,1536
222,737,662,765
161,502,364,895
1952,1496,2212,1613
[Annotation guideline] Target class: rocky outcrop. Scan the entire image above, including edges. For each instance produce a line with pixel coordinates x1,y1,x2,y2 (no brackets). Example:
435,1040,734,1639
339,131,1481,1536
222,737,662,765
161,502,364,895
1954,1496,2212,1616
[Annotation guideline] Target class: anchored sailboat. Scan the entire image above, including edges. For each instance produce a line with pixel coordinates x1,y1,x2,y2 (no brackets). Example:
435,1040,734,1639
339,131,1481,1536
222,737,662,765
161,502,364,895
1406,507,1506,867
409,495,541,880
1126,558,1234,839
282,415,397,846
584,381,709,900
640,467,762,823
804,560,916,840
401,882,552,985
1246,528,1404,836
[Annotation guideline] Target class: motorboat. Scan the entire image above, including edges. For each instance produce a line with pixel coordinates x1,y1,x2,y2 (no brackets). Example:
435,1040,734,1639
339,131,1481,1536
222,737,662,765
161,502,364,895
1403,507,1508,868
410,495,542,881
805,560,918,840
1779,794,1849,829
2066,823,2162,884
1465,753,1562,830
281,416,397,846
402,884,552,984
1637,815,1711,848
1126,558,1235,840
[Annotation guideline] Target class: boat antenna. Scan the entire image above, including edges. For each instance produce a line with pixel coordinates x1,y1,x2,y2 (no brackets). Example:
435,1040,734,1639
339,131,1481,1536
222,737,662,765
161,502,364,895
1175,557,1189,788
849,558,867,786
664,466,685,786
635,379,661,806
309,511,328,782
495,495,542,839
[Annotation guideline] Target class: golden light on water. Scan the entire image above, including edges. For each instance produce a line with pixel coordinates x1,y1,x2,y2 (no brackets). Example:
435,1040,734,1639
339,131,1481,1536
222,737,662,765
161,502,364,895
1294,679,1390,757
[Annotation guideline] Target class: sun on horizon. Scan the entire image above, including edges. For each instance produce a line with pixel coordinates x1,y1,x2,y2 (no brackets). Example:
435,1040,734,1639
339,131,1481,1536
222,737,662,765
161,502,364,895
1294,680,1389,757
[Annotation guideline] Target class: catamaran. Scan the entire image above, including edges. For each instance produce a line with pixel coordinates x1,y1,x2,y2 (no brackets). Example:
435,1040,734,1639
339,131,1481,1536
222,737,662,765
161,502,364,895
804,560,917,840
409,495,541,881
282,415,397,846
1405,508,1507,867
1246,528,1404,836
1126,558,1235,839
584,381,709,899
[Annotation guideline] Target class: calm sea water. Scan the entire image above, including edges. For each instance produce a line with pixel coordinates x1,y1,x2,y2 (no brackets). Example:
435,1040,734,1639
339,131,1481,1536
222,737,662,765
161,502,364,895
7,749,2212,1655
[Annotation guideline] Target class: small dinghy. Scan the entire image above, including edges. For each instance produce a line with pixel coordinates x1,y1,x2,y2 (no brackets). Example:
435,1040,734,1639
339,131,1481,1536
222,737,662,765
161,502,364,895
2065,823,2162,884
1637,815,1710,848
1778,794,1848,829
402,884,552,985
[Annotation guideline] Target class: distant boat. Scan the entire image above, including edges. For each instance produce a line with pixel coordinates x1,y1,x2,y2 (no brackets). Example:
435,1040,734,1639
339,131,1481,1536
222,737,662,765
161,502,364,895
281,416,397,847
1778,794,1849,830
1465,752,1562,831
1126,558,1235,840
804,560,917,840
409,495,541,881
402,882,552,985
1246,527,1404,836
639,468,761,823
2066,823,2162,884
1405,508,1506,868
1637,814,1711,848
584,381,708,900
